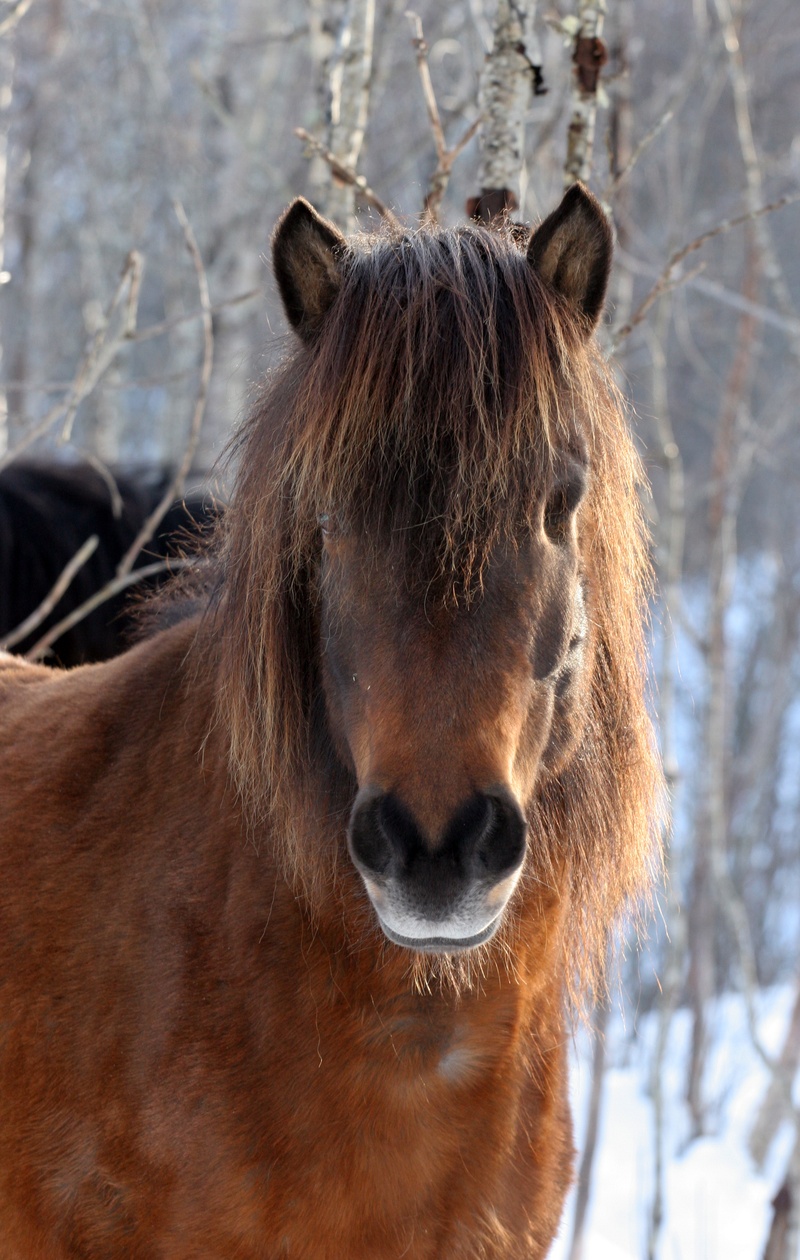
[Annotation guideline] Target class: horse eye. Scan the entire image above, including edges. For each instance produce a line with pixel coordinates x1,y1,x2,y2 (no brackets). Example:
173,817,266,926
543,473,586,541
318,513,334,538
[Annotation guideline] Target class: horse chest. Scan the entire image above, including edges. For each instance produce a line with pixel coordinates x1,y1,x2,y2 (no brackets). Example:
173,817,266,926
222,981,541,1260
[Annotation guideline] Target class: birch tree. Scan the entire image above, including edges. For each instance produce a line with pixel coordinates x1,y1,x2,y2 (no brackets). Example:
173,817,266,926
0,0,33,455
563,0,607,187
324,0,375,230
470,0,544,221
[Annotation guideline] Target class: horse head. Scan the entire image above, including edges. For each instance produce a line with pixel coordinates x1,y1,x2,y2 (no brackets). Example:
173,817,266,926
267,187,616,955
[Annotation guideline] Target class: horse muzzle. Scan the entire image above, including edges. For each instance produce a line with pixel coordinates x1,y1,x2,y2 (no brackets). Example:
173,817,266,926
347,786,527,953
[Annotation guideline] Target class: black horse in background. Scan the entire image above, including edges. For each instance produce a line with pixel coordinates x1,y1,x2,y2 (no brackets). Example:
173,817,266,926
0,462,218,666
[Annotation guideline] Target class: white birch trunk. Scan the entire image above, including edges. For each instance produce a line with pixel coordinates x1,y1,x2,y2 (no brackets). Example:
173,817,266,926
325,0,375,232
307,0,343,202
0,37,15,456
563,0,607,188
643,304,687,1260
201,0,288,468
475,0,543,217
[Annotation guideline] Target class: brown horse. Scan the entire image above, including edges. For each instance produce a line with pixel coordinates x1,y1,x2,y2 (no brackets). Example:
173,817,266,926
0,185,660,1259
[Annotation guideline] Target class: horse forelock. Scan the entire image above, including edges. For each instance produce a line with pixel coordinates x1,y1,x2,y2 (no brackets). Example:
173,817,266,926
214,220,663,1006
287,227,578,577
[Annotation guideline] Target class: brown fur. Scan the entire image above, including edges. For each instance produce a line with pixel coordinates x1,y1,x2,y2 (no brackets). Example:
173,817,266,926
0,191,661,1259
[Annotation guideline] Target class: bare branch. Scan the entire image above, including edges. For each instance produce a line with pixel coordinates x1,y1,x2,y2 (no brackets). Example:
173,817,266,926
294,127,401,226
0,290,260,403
406,12,447,164
24,557,196,663
0,251,144,473
78,450,125,518
60,250,143,444
615,246,800,337
0,534,98,651
0,0,35,38
713,0,799,351
567,996,611,1260
130,288,260,347
604,107,675,200
751,980,800,1169
405,12,480,223
642,308,688,1260
325,0,376,230
116,201,213,579
610,194,800,351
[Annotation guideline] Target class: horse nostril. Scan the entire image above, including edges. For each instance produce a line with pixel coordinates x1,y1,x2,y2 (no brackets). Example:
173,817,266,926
444,789,527,880
376,793,424,864
447,793,494,868
349,786,526,884
348,790,424,878
349,792,390,877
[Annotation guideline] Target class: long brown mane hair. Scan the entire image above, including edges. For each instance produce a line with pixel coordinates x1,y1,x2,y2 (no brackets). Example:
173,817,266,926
212,216,661,1003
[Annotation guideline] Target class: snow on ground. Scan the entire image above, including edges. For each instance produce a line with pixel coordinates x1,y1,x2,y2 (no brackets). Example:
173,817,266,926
549,987,797,1260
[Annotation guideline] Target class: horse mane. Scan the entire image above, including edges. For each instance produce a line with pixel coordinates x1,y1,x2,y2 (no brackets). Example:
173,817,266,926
212,220,661,1004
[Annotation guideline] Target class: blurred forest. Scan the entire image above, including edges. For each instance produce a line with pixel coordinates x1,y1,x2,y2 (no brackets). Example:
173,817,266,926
1,0,799,1254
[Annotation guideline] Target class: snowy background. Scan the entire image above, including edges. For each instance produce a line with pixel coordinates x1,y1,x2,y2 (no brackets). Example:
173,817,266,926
553,989,796,1259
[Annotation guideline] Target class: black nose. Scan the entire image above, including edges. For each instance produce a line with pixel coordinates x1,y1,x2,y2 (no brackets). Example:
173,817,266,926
348,786,527,884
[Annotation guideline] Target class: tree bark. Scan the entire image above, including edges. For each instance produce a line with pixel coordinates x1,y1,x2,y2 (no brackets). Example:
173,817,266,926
750,980,800,1169
686,232,760,1137
761,1139,800,1260
567,997,610,1260
0,36,14,456
325,0,375,231
643,300,687,1260
564,0,608,188
470,0,544,222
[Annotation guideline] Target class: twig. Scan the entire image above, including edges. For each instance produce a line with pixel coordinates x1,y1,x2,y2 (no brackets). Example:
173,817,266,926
130,288,260,346
610,194,800,351
713,0,800,358
448,117,481,168
405,12,480,223
760,1141,800,1260
116,201,213,579
0,291,261,404
78,449,125,518
406,12,447,161
24,557,195,662
604,107,674,200
60,250,143,443
0,251,143,473
0,534,99,651
751,980,800,1169
0,0,35,38
642,310,687,1260
567,995,611,1260
294,127,401,226
615,246,800,337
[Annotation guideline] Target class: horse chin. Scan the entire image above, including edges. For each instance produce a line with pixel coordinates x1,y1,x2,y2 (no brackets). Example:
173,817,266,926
360,868,522,955
373,909,504,955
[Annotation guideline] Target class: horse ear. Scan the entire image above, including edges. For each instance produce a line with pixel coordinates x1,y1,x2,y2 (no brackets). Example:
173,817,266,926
272,198,346,343
526,183,613,334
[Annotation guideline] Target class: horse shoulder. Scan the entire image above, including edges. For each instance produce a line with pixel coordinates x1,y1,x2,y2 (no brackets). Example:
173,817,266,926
0,649,57,687
0,618,222,862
